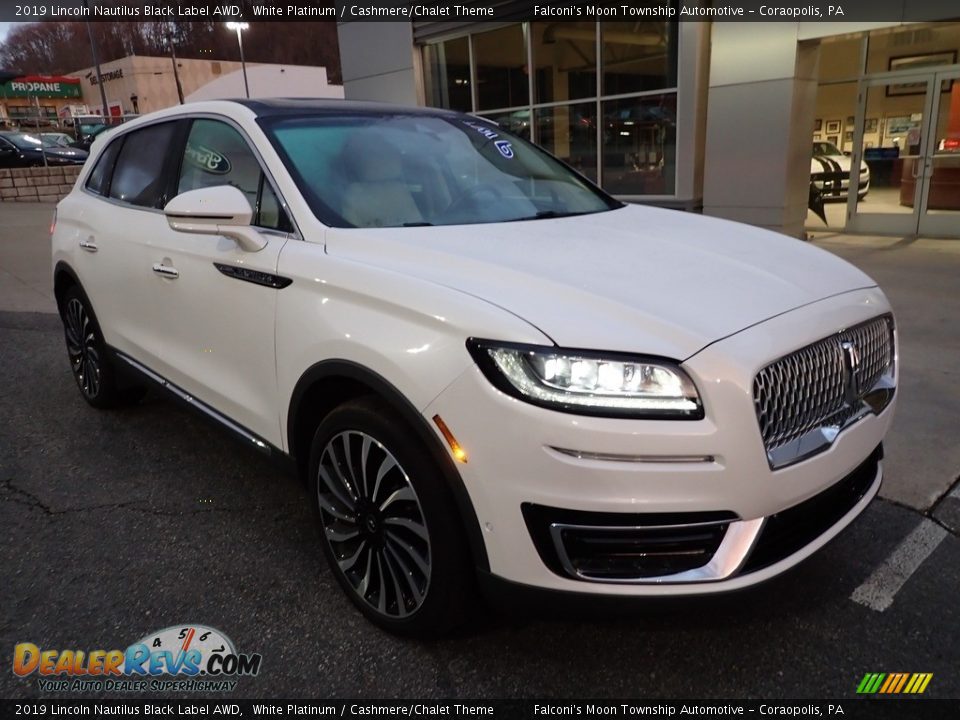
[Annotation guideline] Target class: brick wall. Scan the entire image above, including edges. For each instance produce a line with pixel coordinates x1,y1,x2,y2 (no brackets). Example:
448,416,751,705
0,166,82,202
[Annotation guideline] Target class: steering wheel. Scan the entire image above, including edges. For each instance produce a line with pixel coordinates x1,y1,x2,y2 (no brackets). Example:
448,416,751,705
440,182,505,219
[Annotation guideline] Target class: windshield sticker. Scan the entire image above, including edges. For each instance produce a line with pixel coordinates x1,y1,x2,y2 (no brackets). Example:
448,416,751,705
184,143,232,174
460,120,515,159
461,120,500,141
494,140,514,159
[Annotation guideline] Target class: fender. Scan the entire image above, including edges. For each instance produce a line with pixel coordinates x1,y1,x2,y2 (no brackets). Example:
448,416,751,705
288,359,490,572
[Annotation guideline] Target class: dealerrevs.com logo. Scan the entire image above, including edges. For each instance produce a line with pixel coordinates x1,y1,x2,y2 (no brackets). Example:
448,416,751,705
13,625,262,693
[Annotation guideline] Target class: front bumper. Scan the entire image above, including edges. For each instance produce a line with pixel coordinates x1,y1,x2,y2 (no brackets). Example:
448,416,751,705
424,288,896,596
812,172,870,199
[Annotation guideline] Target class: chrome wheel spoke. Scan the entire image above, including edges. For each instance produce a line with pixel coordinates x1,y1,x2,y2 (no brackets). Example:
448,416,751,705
318,463,355,514
379,486,414,512
317,493,357,524
325,524,361,543
359,434,372,499
385,543,425,606
336,539,367,573
386,533,430,578
381,548,410,617
317,430,432,619
384,516,429,542
371,453,397,505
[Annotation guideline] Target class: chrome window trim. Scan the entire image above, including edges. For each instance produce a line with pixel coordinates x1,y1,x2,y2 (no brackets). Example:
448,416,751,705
80,111,303,241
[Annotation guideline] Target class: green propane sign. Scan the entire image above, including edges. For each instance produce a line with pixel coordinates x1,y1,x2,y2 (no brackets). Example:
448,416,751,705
1,76,83,99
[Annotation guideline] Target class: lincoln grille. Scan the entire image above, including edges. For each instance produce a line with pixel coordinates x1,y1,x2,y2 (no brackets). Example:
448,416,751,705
753,315,894,457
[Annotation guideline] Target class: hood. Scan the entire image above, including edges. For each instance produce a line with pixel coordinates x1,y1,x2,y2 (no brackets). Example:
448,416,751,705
325,205,876,359
811,153,867,174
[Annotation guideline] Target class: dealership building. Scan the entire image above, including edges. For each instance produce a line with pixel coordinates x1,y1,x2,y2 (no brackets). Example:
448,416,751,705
336,13,960,238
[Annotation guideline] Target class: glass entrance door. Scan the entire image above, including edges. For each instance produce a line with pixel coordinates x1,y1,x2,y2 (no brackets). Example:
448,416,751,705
845,73,936,236
847,69,960,238
917,69,960,237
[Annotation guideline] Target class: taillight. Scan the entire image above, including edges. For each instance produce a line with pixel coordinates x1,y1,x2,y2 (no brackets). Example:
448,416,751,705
50,208,57,235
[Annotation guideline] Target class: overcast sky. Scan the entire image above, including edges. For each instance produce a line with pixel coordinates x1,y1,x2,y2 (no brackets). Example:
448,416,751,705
0,22,12,43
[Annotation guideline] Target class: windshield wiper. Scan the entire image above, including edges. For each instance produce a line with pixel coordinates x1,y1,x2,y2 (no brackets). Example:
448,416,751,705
402,222,434,227
510,210,597,222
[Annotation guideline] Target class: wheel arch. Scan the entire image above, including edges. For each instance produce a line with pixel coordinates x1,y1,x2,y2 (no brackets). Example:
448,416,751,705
287,359,489,572
53,260,82,312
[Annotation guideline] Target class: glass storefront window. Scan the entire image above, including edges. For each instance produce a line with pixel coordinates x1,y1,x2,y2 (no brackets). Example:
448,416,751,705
601,22,677,96
423,37,471,112
601,94,677,195
474,25,529,110
534,102,597,181
421,22,680,197
531,21,596,105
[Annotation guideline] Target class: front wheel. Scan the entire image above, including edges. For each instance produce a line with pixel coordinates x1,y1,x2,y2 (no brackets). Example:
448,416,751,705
308,397,474,636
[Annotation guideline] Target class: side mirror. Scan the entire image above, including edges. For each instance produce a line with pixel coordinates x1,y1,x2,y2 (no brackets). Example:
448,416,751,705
163,185,266,253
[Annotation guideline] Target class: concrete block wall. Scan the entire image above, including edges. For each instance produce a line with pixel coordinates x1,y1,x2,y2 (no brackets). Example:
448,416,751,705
0,167,81,203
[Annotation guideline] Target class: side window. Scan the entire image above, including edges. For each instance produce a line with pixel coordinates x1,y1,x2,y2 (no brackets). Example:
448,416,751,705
85,137,122,196
257,176,293,232
177,119,291,232
109,122,179,207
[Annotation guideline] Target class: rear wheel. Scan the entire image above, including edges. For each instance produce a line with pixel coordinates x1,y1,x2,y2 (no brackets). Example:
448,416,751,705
60,285,144,408
308,397,474,636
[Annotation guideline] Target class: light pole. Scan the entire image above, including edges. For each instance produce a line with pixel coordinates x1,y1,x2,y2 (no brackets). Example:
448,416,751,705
225,22,250,99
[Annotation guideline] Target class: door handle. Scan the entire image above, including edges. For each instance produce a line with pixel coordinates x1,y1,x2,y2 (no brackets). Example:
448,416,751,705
152,263,179,279
79,239,98,253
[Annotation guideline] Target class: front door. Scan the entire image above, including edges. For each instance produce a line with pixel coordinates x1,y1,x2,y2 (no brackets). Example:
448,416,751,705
846,68,960,238
149,118,295,447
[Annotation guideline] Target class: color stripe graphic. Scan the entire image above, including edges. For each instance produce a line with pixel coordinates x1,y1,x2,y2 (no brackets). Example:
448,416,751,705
856,672,933,694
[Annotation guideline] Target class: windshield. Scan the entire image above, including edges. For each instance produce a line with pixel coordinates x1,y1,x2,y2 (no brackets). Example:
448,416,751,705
261,113,620,228
2,133,45,150
813,142,842,156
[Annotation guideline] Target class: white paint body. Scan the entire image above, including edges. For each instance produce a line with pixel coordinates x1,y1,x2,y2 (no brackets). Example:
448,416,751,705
53,101,897,597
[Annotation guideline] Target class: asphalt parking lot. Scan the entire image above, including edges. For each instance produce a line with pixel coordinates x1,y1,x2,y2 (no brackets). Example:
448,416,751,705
1,204,958,699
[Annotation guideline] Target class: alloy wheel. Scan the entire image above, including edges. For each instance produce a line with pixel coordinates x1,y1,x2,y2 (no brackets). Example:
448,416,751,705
64,297,101,399
317,430,432,618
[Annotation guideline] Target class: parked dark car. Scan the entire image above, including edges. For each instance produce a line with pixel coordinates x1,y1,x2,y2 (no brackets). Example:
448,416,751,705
0,132,88,167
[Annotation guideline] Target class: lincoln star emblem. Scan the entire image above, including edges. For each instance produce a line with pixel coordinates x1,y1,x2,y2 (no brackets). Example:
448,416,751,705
841,340,862,405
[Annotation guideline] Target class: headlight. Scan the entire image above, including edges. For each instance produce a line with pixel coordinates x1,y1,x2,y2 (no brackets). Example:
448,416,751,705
467,339,703,419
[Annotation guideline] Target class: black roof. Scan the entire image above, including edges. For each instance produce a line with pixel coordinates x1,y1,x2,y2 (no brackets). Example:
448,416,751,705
232,98,465,119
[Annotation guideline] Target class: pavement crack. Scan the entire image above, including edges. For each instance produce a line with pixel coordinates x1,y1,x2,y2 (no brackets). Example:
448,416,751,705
876,495,960,540
2,477,300,518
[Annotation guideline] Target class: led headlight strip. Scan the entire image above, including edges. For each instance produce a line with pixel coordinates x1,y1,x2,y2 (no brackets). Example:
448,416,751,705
467,339,703,419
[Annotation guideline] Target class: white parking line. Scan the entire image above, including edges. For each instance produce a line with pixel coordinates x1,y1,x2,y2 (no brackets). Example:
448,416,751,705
850,518,948,612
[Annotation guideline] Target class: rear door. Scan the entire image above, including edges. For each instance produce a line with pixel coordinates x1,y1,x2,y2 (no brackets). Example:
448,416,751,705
72,120,185,370
143,117,294,447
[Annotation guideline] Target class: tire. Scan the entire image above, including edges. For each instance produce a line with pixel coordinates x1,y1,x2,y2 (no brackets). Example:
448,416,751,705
60,285,145,408
308,396,475,636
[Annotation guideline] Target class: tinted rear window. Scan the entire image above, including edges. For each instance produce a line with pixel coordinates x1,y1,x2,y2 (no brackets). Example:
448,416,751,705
85,138,123,196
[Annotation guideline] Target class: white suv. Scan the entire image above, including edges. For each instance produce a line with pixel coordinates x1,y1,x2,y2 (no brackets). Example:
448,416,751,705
52,100,897,635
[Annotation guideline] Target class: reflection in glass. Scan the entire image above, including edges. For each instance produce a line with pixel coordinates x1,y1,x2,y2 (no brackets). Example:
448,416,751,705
531,22,597,105
602,21,677,96
480,110,531,141
535,103,597,181
423,38,471,112
601,94,676,195
474,25,529,110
